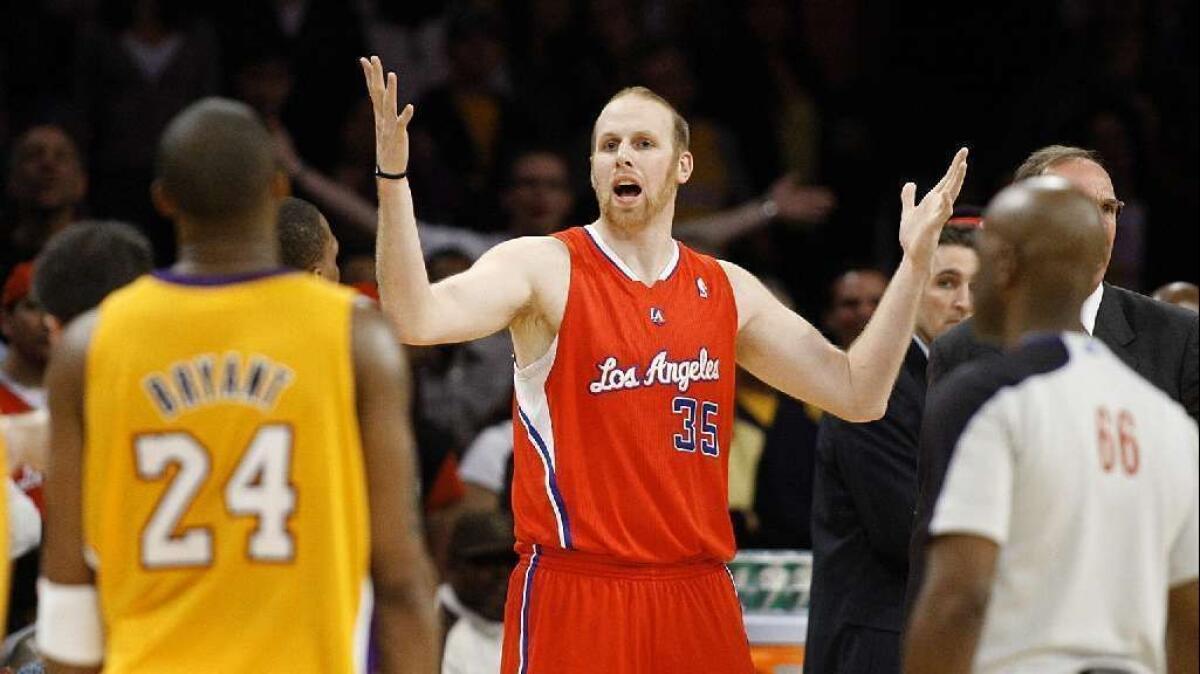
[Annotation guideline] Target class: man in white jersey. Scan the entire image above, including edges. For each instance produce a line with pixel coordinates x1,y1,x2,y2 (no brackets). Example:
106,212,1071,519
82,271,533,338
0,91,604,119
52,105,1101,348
904,176,1199,673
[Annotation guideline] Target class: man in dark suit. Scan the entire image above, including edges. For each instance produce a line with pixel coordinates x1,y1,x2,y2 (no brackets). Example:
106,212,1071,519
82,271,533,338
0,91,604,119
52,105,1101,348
806,226,979,673
909,145,1200,614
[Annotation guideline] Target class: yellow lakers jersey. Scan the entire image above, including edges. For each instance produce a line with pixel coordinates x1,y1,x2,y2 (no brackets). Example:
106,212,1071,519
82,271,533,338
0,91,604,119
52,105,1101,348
84,270,370,673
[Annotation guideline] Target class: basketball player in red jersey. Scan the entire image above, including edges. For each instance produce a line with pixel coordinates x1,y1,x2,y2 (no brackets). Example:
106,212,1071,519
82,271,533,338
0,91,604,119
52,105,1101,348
361,56,967,673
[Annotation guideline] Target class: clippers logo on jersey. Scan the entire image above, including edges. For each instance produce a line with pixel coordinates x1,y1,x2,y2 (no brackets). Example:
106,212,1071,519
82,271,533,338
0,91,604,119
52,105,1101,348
650,307,666,325
142,353,295,421
696,277,709,299
588,347,721,395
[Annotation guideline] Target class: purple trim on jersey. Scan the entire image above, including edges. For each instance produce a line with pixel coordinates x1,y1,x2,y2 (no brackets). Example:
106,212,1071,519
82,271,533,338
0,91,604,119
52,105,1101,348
1016,331,1067,349
518,545,541,674
583,226,634,279
518,407,574,549
152,267,295,286
582,225,680,285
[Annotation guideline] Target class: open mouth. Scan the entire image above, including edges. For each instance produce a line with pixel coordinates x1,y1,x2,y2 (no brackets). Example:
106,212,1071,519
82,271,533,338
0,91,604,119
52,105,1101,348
613,180,643,201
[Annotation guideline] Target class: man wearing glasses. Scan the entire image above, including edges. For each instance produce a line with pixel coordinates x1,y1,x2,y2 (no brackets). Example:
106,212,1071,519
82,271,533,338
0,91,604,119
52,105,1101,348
910,145,1200,617
924,145,1197,421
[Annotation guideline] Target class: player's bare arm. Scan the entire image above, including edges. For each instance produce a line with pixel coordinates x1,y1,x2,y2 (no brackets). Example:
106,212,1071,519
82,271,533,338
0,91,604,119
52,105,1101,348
352,305,440,673
903,534,998,674
40,311,103,674
730,149,968,421
361,56,567,349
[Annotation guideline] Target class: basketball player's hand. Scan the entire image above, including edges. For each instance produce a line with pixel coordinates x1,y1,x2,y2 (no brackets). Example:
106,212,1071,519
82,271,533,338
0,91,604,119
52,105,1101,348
898,147,969,271
360,55,414,175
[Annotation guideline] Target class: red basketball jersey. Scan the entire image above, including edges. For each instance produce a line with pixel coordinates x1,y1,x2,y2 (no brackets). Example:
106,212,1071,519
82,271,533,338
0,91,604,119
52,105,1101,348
511,225,738,564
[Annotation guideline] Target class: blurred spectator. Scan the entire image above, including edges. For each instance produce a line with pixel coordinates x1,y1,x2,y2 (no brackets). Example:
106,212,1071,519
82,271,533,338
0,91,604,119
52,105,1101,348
504,0,585,144
721,278,820,549
674,173,835,254
1,263,48,446
231,40,293,125
806,225,978,674
4,219,155,641
822,268,887,348
570,0,643,124
411,247,513,454
359,3,449,106
215,0,367,171
458,420,514,511
276,196,339,281
409,7,529,227
1,126,87,275
723,0,823,190
636,42,752,220
438,510,514,674
1153,281,1199,312
73,0,220,261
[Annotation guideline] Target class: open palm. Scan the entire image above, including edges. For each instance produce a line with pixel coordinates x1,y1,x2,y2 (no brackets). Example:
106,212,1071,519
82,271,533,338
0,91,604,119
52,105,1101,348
898,148,969,268
360,55,414,175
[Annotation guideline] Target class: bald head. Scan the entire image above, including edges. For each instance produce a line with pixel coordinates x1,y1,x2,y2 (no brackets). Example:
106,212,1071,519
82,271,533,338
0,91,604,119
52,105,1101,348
973,176,1109,343
1153,282,1199,313
154,98,277,221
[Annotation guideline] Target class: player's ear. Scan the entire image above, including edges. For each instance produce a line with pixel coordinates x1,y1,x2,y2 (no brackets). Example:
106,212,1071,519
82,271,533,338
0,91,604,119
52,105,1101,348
676,150,693,185
150,179,177,220
992,241,1017,291
43,313,64,347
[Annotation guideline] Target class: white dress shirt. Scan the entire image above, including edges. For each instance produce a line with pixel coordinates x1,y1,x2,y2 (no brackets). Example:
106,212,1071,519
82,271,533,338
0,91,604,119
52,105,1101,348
1080,283,1104,335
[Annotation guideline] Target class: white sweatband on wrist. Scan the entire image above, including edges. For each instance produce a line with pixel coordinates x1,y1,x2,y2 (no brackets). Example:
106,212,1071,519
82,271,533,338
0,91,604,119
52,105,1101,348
36,578,105,666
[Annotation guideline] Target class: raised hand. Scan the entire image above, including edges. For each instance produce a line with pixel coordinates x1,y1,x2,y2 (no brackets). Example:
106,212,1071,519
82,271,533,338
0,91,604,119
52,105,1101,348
359,55,414,175
898,148,969,270
767,174,836,223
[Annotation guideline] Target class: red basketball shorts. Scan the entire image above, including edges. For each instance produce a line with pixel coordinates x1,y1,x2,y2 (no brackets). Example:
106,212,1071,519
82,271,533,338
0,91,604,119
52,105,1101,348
500,545,755,674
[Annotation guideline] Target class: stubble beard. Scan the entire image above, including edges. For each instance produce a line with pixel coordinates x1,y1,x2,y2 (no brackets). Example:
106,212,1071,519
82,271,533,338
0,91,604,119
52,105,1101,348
596,168,678,233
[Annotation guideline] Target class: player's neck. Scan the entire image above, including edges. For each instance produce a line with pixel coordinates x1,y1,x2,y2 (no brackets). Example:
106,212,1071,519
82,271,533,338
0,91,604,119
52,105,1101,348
1005,296,1086,347
172,217,281,276
593,215,676,284
1,352,44,389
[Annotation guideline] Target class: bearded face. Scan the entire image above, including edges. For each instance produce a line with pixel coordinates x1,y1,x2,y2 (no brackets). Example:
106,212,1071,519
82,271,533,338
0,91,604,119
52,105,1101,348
589,95,690,232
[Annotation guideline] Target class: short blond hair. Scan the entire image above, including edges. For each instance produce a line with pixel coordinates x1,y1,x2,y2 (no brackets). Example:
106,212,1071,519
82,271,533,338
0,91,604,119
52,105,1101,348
1014,145,1101,181
591,86,690,155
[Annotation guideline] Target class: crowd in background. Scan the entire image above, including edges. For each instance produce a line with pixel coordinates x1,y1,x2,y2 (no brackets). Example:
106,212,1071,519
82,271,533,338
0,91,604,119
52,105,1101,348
1,0,1198,671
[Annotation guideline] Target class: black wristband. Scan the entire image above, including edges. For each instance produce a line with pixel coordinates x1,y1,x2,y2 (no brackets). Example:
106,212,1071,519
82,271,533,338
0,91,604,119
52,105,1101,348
375,165,408,180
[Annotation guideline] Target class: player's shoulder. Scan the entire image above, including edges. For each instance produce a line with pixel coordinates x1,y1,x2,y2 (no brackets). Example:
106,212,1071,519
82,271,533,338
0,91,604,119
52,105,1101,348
481,234,570,267
1075,334,1197,428
712,259,756,297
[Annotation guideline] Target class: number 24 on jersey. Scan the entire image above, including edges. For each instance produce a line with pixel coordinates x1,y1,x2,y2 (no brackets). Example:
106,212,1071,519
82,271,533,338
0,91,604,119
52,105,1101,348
135,424,296,569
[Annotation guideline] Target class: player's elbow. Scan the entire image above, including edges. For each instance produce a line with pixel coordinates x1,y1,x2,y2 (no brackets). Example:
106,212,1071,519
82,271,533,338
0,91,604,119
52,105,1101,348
933,585,990,625
374,557,437,617
379,305,439,346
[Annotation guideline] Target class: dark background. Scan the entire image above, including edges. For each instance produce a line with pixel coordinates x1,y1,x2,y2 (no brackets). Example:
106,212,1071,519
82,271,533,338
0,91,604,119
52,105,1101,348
2,0,1195,318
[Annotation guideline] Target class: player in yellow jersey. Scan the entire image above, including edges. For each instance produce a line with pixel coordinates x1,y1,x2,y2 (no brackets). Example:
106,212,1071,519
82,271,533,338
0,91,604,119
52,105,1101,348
37,98,438,673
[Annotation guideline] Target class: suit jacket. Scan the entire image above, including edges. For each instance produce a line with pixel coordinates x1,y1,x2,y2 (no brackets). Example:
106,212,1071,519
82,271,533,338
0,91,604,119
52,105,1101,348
927,283,1198,417
909,283,1199,613
751,395,821,549
805,340,927,674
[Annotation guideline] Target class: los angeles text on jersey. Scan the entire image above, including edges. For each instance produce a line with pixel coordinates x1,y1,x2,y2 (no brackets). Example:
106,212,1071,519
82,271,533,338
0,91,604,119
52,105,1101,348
588,347,720,394
142,352,296,420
